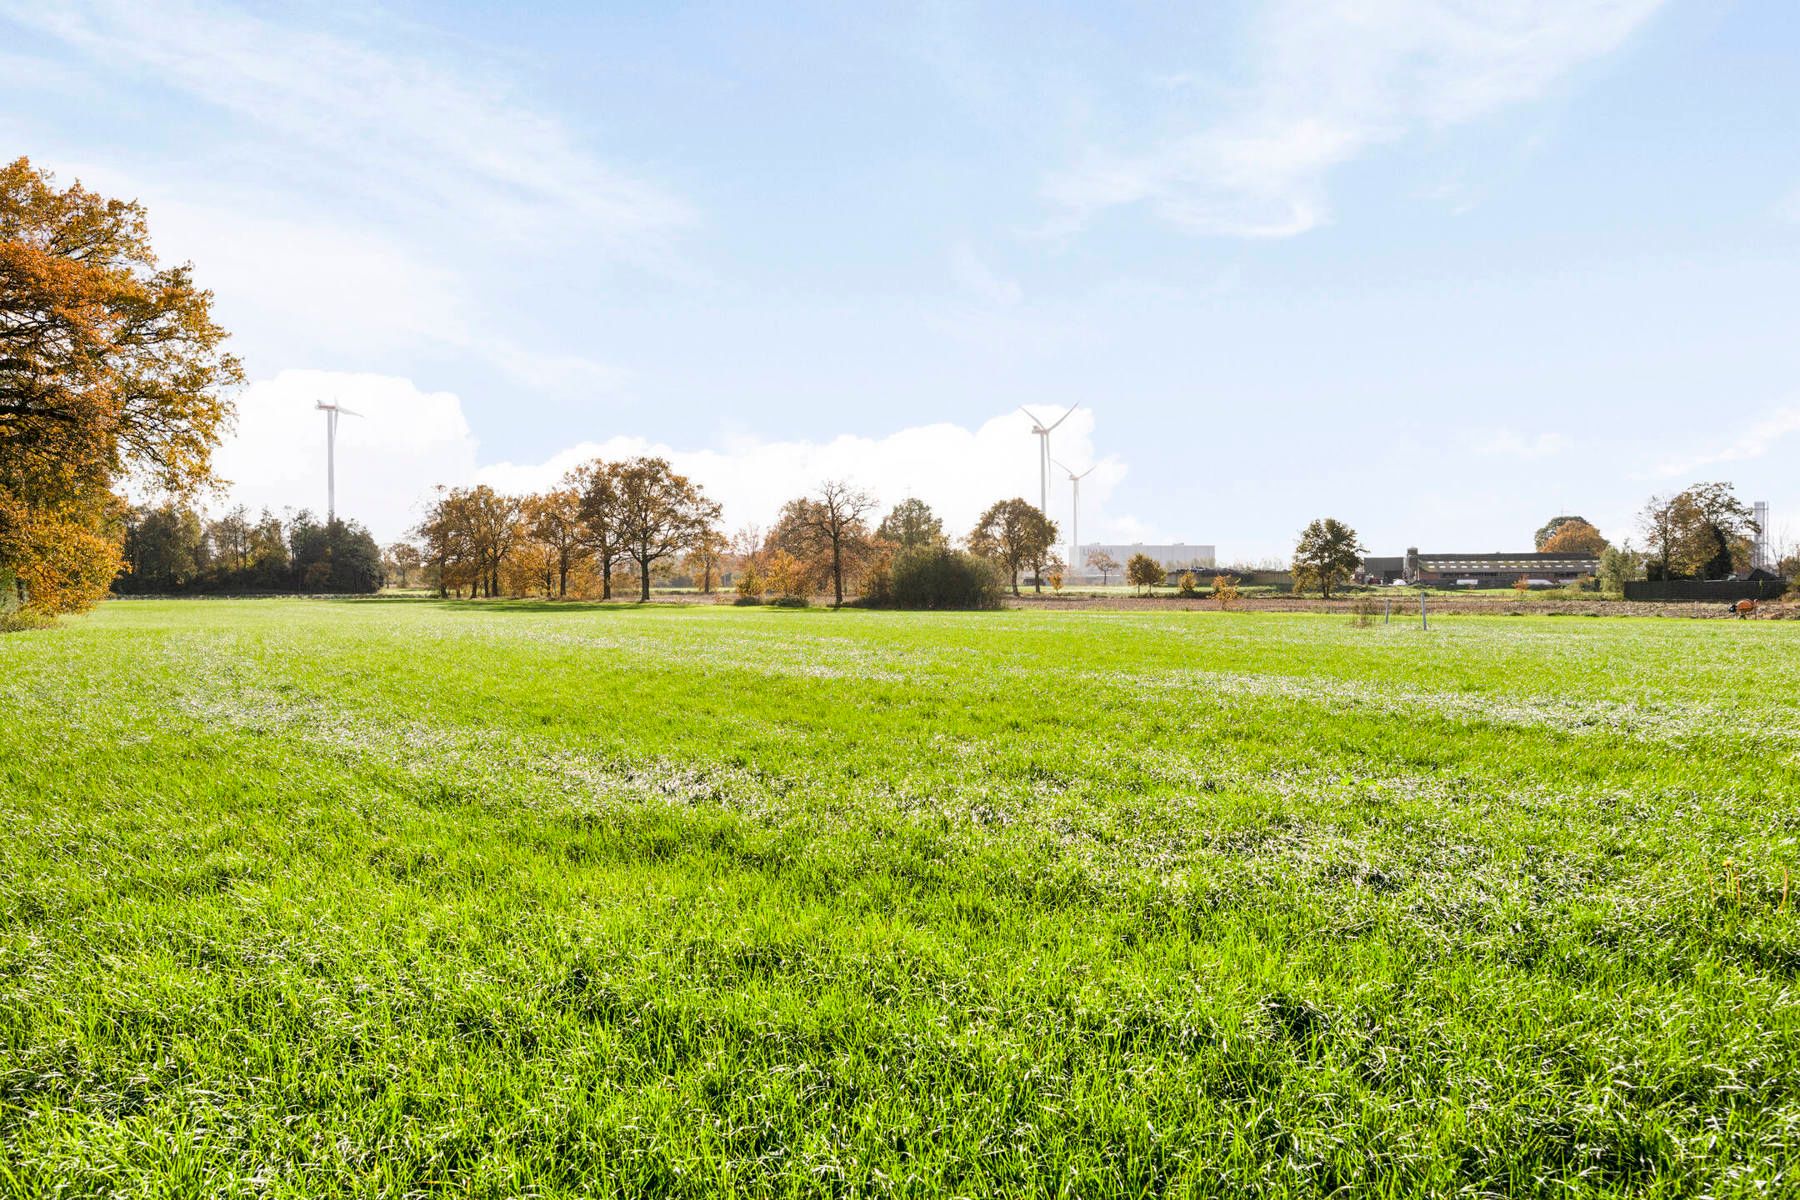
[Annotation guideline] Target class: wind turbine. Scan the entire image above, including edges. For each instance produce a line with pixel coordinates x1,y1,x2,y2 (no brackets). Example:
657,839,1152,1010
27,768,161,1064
315,399,361,523
1018,403,1077,517
1053,457,1096,578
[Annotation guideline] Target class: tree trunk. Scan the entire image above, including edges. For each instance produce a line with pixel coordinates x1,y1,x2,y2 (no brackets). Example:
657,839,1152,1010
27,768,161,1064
638,557,651,602
601,558,612,600
832,540,844,607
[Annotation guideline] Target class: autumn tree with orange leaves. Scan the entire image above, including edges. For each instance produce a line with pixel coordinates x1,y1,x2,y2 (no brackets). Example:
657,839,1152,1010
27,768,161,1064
1,158,241,618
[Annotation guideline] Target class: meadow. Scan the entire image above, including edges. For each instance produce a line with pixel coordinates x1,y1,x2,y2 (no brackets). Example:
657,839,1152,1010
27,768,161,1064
3,598,1798,1198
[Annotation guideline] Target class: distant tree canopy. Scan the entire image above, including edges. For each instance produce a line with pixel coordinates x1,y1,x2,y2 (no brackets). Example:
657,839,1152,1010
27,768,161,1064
407,460,720,603
1084,548,1120,586
1126,553,1162,595
875,498,945,551
1638,482,1756,580
1292,517,1364,599
1534,515,1594,550
615,457,720,603
1,158,240,616
968,498,1057,597
114,501,379,594
775,480,876,606
1538,518,1608,556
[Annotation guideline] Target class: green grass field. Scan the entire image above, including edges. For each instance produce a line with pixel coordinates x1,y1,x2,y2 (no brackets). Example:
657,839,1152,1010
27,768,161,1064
4,599,1798,1197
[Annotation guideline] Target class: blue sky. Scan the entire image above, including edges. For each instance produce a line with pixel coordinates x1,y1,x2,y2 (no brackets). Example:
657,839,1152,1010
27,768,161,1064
6,0,1799,560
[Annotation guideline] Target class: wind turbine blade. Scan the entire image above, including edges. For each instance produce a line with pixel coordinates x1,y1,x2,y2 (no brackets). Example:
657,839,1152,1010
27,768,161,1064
1018,405,1044,430
1077,466,1097,480
337,406,364,418
1044,403,1078,432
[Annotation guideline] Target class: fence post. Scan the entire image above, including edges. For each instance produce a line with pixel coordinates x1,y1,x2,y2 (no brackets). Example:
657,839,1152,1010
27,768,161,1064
1384,598,1390,625
1420,592,1428,630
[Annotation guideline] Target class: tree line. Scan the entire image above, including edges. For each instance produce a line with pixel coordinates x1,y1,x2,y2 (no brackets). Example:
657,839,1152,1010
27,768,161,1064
407,465,1069,607
114,502,384,595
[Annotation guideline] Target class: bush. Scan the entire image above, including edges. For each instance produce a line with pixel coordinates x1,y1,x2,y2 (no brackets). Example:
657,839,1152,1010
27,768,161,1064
879,547,1004,610
1177,571,1199,596
732,595,762,607
0,609,57,633
769,595,811,609
1212,574,1241,609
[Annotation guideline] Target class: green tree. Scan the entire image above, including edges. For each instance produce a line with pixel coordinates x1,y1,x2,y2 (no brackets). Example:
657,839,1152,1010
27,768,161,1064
1126,553,1163,595
968,498,1057,597
118,501,204,593
1639,483,1756,579
1292,518,1365,599
1597,543,1643,595
875,498,944,551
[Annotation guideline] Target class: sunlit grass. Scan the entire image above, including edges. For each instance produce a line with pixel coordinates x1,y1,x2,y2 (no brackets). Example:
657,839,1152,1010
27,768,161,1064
3,598,1797,1197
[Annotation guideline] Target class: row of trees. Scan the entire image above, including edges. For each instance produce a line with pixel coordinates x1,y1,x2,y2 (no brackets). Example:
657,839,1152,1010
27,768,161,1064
115,503,384,594
1530,483,1782,585
413,458,721,602
406,464,1072,606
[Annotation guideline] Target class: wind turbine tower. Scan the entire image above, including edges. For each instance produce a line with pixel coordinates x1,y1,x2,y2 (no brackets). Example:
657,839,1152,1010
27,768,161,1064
1053,458,1096,577
1753,500,1771,572
1019,404,1077,516
316,399,361,523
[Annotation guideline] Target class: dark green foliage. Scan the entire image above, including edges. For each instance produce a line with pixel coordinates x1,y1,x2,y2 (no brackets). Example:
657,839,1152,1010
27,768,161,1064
115,502,380,594
881,546,1004,609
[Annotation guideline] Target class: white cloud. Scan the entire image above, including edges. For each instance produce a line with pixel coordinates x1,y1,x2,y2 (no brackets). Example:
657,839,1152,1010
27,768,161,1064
1651,405,1800,478
210,371,479,541
211,377,1141,548
479,406,1131,545
1044,0,1665,237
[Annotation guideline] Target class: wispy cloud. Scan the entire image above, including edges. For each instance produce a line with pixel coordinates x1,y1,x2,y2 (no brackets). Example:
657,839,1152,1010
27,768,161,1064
1651,405,1800,478
1043,0,1665,238
3,0,692,254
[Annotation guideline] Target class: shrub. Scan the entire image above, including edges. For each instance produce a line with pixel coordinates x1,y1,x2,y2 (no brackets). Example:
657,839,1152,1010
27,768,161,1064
732,595,762,607
1212,574,1240,609
769,595,811,609
0,609,57,633
880,547,1004,610
1177,571,1199,597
